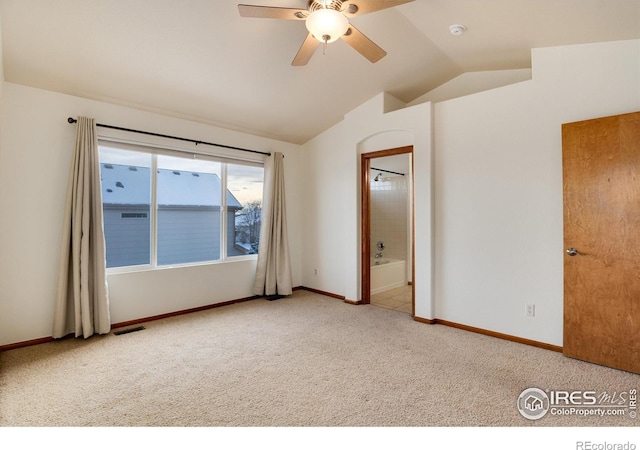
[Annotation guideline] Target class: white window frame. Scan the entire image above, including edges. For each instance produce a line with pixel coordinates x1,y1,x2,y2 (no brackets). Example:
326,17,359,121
98,138,264,274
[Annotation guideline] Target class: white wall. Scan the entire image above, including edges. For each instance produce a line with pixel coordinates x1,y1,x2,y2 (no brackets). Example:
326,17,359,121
301,39,639,348
302,93,434,319
0,17,4,159
434,39,640,346
0,82,303,346
2,38,638,349
409,69,532,105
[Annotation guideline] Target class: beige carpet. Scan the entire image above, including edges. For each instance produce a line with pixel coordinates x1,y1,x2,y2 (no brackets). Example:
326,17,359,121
1,290,638,427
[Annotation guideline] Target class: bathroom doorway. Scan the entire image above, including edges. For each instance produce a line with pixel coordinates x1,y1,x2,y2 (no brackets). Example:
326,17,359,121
361,146,414,315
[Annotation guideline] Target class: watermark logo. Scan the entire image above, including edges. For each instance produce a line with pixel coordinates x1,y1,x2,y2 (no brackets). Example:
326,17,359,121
576,442,636,450
517,387,637,421
517,387,550,420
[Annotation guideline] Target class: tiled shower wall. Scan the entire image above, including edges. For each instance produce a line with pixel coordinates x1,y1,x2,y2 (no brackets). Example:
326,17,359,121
370,175,408,261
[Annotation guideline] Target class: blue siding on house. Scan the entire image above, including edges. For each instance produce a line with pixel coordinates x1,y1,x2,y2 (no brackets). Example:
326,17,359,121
100,163,244,268
103,206,151,267
157,208,221,265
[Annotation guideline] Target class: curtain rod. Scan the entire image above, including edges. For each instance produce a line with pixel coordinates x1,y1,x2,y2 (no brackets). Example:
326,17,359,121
67,117,271,157
371,167,405,176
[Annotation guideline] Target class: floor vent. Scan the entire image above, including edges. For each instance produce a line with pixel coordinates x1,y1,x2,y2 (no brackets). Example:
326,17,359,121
114,326,145,335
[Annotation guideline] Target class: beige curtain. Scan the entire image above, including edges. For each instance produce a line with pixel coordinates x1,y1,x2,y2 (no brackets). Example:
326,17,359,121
53,116,110,339
253,152,292,298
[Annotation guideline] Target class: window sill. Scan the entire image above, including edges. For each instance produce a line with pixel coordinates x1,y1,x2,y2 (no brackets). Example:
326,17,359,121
106,255,258,275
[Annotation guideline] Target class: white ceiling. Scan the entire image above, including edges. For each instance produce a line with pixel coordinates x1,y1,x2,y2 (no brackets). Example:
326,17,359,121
1,0,639,144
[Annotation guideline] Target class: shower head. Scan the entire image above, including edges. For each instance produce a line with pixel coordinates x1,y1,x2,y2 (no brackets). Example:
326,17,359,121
374,173,383,181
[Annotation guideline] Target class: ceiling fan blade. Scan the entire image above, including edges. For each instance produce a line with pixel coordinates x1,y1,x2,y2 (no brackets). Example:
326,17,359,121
292,33,320,66
238,4,307,20
341,0,414,17
340,25,387,63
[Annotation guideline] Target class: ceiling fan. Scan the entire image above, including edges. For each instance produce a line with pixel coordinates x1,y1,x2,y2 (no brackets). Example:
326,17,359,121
238,0,414,66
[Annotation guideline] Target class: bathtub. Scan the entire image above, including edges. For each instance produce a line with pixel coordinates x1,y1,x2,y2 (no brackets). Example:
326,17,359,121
370,258,406,294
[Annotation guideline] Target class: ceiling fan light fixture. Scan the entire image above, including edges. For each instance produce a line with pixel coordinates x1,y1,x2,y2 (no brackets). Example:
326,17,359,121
305,8,349,43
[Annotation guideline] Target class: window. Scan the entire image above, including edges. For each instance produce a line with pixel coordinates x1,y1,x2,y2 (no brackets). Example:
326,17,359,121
99,143,264,269
100,148,152,268
228,163,264,256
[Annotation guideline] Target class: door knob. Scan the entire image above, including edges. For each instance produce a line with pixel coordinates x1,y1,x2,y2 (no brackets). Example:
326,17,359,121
566,248,578,256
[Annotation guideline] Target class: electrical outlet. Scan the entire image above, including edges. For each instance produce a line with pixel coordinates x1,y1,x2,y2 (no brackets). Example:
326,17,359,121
526,304,535,317
314,268,318,276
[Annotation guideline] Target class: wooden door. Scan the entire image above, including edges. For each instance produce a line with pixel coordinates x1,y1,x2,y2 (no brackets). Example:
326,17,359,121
562,111,640,374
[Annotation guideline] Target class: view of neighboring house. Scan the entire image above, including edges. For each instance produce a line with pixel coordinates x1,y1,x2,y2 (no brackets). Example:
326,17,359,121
100,163,255,268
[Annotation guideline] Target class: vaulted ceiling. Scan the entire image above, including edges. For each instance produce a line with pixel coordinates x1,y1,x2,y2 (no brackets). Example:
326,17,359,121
1,0,639,144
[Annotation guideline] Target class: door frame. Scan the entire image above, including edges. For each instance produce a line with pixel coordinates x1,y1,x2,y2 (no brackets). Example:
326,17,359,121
361,146,415,314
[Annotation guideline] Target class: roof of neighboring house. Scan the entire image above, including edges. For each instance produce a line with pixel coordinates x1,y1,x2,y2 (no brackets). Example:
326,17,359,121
101,163,243,209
